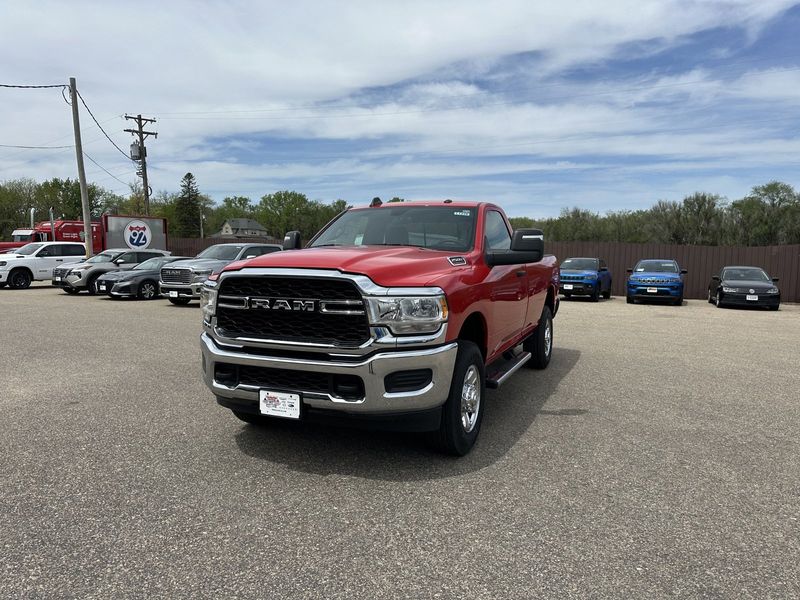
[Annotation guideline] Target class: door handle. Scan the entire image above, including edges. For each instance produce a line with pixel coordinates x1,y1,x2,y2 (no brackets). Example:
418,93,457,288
56,259,63,262
515,270,526,277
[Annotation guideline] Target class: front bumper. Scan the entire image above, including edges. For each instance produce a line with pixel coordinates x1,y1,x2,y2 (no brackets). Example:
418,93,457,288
200,332,458,416
627,283,682,299
719,292,780,308
160,282,203,299
560,281,598,295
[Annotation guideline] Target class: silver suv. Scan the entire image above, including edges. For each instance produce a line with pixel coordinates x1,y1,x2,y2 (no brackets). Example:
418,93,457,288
160,243,281,305
55,248,171,295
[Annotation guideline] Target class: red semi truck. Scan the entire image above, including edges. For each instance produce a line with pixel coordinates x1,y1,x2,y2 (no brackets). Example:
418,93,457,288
199,200,560,455
0,214,168,254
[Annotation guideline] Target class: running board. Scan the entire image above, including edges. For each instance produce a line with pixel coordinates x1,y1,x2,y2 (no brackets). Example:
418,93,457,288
485,350,531,389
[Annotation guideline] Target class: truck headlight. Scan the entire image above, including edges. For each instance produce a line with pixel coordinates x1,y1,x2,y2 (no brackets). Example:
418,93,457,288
200,283,218,321
193,269,212,281
365,292,448,335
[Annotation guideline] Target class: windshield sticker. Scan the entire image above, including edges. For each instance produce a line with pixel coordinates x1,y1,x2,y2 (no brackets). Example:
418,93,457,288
662,263,673,267
635,267,645,271
453,210,471,217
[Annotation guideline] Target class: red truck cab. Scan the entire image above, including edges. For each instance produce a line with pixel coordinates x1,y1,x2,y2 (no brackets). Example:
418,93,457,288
199,201,559,455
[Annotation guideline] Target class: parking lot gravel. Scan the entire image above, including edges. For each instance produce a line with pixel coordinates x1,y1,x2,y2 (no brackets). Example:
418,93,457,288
1,284,798,599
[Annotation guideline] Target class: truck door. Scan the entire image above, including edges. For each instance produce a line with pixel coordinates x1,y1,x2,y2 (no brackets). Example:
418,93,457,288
33,245,63,279
484,210,528,355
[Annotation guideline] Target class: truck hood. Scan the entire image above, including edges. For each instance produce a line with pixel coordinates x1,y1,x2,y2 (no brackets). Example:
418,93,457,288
166,258,229,271
629,271,682,281
720,279,776,290
226,245,469,287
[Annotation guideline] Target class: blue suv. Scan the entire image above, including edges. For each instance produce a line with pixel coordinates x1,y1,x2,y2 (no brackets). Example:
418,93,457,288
559,257,612,302
626,259,686,305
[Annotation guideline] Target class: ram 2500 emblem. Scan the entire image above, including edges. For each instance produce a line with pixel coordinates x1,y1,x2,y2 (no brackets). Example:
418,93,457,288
248,298,316,311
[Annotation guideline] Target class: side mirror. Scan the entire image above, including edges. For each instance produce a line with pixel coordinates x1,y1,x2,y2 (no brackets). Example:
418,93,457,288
115,260,125,265
772,277,780,283
244,254,257,259
680,269,688,274
485,229,543,267
626,268,633,273
599,266,608,271
283,231,301,250
712,275,720,281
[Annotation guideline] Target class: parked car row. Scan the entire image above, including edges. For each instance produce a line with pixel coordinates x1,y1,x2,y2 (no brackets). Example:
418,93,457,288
559,256,781,310
0,241,283,303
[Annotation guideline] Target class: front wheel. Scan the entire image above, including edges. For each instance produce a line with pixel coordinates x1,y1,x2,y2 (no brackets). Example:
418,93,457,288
432,340,485,456
715,292,723,308
63,287,79,295
86,275,100,295
8,269,32,289
626,294,634,304
590,285,600,302
168,297,191,305
602,282,612,299
524,305,553,370
138,280,158,300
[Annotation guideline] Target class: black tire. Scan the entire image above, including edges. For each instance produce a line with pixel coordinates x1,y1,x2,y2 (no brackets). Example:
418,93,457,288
602,282,611,299
563,292,572,299
168,296,191,305
8,268,32,289
590,284,600,302
674,295,683,306
138,280,158,300
707,289,714,304
626,294,634,304
86,275,100,295
769,304,779,311
432,340,485,456
715,291,724,308
232,410,269,426
524,305,553,370
63,287,79,295
0,282,6,288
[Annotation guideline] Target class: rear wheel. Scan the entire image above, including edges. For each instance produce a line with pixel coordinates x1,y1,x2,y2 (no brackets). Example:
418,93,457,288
168,296,191,305
524,305,553,370
63,287,79,295
138,280,158,300
431,340,485,456
8,268,32,289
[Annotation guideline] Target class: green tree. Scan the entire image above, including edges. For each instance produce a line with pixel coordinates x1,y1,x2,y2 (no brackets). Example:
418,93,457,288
172,173,201,237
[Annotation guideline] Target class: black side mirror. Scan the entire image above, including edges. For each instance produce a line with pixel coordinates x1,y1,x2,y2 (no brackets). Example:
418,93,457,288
712,275,720,281
485,229,543,267
599,266,608,271
680,269,688,274
772,277,780,283
283,231,301,250
626,268,633,274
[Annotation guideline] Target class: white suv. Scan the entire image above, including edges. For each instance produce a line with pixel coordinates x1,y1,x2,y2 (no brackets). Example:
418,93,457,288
0,242,86,289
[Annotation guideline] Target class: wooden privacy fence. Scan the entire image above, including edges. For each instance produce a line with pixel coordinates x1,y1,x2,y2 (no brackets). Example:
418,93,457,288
167,237,800,303
547,241,800,303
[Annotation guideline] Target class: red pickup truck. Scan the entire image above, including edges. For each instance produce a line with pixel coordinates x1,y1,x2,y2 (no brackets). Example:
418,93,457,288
199,201,559,455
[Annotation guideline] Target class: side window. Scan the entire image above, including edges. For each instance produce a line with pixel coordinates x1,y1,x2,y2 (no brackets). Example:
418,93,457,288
65,245,85,256
118,252,138,264
484,211,511,250
138,252,161,261
37,245,56,257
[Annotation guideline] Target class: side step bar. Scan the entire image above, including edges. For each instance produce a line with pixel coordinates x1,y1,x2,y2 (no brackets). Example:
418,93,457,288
485,350,531,389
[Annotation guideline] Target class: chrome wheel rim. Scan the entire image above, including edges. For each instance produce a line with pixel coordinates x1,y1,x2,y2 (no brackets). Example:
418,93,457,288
544,319,552,357
460,365,480,433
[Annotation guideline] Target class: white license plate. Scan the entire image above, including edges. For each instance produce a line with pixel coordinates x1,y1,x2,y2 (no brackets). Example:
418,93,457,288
54,276,61,282
563,284,573,290
169,290,178,298
647,287,658,293
259,390,300,419
746,294,758,301
98,284,106,291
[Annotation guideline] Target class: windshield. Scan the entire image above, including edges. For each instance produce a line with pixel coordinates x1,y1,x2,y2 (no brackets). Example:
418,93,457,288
634,260,679,273
196,245,244,260
310,206,478,252
86,252,120,264
561,258,598,270
15,243,44,256
135,257,171,270
722,267,770,282
12,231,34,242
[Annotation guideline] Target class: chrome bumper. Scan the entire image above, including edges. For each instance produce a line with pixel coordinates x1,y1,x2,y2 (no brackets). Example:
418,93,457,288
200,332,458,414
160,282,204,298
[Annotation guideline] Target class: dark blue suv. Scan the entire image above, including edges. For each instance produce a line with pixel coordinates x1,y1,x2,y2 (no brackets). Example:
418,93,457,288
559,257,612,301
626,259,687,305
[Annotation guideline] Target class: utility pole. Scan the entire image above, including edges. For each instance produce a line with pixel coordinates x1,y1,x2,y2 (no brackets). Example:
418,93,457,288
69,77,93,256
124,114,157,215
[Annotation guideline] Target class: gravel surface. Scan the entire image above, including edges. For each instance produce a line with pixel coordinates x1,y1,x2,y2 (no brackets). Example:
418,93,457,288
1,285,798,599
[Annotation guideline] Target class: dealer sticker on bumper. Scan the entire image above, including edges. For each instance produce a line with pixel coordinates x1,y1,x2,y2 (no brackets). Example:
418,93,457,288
54,276,61,282
647,287,658,293
169,290,178,298
98,284,106,291
746,294,759,301
259,390,300,419
563,284,573,290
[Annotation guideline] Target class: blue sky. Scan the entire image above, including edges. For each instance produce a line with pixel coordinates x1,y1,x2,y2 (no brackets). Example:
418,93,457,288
1,1,799,218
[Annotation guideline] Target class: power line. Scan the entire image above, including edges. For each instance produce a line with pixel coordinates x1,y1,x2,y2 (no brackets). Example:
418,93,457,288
75,90,133,161
0,143,73,149
82,151,132,187
0,83,67,89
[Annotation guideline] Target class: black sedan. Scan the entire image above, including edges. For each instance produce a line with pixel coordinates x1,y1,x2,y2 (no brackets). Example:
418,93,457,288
96,256,190,299
708,265,780,310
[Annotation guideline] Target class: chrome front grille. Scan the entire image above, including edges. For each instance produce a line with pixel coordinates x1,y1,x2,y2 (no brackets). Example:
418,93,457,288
161,268,192,284
636,277,674,284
